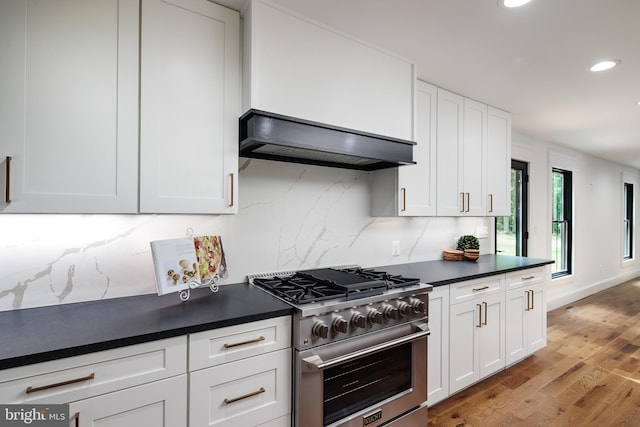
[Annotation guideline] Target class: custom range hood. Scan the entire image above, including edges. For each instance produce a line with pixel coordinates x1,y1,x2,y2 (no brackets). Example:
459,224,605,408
239,109,416,171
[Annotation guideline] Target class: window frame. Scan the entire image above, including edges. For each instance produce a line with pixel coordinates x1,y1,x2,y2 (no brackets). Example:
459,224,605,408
623,182,634,261
551,167,573,279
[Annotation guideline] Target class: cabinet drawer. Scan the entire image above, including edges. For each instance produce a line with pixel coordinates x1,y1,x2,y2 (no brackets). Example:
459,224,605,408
189,316,291,371
189,348,291,427
450,275,504,304
0,336,186,404
505,267,545,290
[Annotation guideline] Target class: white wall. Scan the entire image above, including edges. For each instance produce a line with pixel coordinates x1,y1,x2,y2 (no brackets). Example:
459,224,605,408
0,158,490,312
512,132,640,310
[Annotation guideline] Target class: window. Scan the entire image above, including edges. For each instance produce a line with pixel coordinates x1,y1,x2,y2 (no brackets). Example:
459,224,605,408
496,160,528,256
624,182,634,260
552,168,572,278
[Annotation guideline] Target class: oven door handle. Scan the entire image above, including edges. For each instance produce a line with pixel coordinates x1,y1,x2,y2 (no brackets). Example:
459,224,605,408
302,322,430,372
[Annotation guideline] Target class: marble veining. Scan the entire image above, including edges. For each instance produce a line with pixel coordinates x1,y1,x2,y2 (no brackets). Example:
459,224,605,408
0,160,490,311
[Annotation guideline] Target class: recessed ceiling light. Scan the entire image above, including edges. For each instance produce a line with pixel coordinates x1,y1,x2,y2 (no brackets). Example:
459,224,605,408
590,59,621,72
499,0,533,8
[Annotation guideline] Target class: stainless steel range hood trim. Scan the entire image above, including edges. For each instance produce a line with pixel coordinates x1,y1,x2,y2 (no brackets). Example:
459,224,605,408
239,109,416,171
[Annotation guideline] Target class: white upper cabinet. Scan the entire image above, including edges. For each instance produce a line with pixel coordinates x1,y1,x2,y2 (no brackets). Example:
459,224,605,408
486,107,512,216
371,80,437,216
139,0,240,214
436,89,510,217
242,0,415,141
0,0,139,213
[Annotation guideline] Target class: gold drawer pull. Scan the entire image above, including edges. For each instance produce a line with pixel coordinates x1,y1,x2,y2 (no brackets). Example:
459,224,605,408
522,276,535,280
26,373,95,394
224,336,265,349
224,387,265,404
472,286,489,292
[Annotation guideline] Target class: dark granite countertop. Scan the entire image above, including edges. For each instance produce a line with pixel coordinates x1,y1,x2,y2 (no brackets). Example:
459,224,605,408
0,283,292,370
376,254,553,286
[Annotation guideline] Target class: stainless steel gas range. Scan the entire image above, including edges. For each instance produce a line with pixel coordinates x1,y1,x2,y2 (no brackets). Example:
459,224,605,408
248,265,432,427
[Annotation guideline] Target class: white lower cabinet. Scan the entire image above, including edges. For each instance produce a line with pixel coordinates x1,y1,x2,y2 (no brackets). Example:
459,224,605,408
431,266,548,402
0,317,293,427
427,285,449,405
449,291,505,394
505,268,548,365
70,375,187,427
188,316,292,427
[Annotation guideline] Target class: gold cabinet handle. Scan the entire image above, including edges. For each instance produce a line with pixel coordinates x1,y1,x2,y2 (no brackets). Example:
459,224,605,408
223,336,265,349
465,193,470,212
401,187,406,212
5,156,11,203
26,373,95,394
476,303,482,328
224,387,265,404
460,192,465,212
522,276,535,280
472,285,489,292
489,193,493,213
229,173,234,207
483,301,488,325
530,289,535,310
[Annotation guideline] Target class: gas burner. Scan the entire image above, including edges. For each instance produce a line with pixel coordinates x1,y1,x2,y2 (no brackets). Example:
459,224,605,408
340,267,421,289
252,275,344,304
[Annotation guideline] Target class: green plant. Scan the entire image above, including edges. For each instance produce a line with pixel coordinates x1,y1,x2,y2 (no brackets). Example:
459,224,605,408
456,235,479,251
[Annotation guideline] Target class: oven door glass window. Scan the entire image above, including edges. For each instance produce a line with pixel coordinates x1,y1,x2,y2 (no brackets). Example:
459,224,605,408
323,343,412,425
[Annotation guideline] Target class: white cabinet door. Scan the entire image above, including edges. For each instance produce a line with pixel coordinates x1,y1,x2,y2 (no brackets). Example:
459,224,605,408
526,283,547,354
450,290,505,394
70,375,187,427
436,89,464,216
371,80,436,217
461,98,486,216
449,299,480,393
478,293,505,378
505,287,528,365
140,0,240,214
0,0,139,213
427,285,449,405
486,107,511,216
506,281,547,366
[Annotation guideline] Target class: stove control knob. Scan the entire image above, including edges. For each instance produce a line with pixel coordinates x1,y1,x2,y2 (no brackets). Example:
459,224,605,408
332,317,348,334
397,302,412,318
412,300,426,314
351,313,367,329
383,305,399,320
368,309,383,325
312,321,329,339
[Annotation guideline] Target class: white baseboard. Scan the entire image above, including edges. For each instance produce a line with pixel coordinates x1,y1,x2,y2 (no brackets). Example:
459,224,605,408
546,270,640,311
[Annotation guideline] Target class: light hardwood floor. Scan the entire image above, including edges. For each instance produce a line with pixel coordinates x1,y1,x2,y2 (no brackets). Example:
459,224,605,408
428,278,640,426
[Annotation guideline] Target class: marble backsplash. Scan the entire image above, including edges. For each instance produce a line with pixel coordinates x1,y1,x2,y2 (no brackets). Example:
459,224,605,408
0,159,490,311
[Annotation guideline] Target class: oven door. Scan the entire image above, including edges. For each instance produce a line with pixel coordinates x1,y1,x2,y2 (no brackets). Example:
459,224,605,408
295,322,429,427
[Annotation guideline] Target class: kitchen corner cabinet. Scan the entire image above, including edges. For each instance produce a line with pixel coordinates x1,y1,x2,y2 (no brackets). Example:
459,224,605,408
0,0,139,213
505,267,548,365
139,0,240,214
371,80,437,216
0,337,187,425
436,89,486,216
427,285,449,406
486,107,512,216
449,276,505,394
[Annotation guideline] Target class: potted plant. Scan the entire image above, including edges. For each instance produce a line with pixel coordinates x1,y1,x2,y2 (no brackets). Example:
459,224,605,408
456,235,480,261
